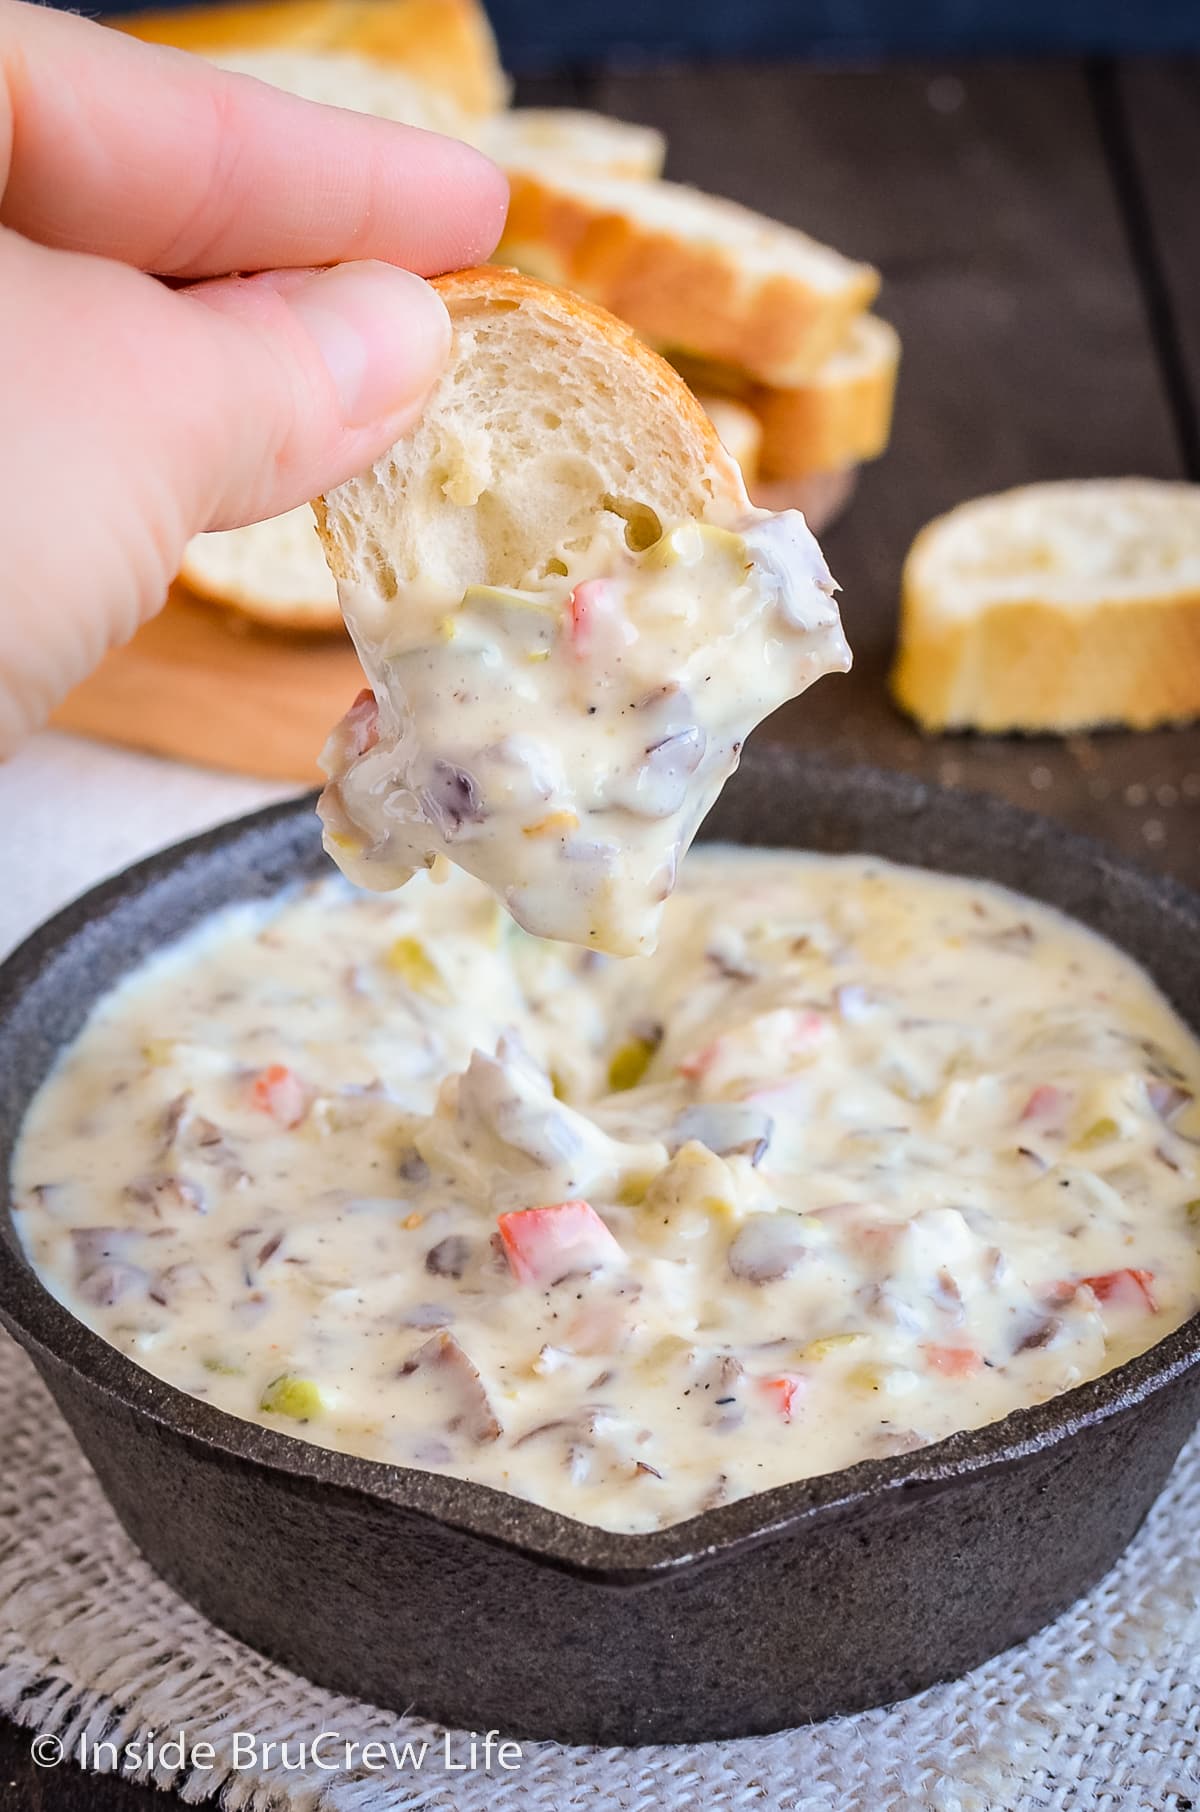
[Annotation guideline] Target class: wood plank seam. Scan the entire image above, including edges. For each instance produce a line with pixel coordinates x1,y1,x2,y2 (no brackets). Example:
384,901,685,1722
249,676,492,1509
1088,56,1200,481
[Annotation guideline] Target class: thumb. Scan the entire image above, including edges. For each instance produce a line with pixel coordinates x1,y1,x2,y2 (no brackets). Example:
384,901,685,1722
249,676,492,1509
178,260,452,529
0,230,450,749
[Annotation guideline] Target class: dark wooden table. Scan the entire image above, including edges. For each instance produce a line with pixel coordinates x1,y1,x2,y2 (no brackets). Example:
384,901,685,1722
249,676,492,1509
4,51,1198,1812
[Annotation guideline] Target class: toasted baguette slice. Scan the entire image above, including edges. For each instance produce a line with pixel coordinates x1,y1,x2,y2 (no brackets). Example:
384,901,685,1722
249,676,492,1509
207,46,477,137
673,316,899,481
755,314,899,479
696,393,762,484
314,266,848,953
179,507,341,630
891,479,1200,733
115,0,508,114
484,108,666,180
498,170,879,386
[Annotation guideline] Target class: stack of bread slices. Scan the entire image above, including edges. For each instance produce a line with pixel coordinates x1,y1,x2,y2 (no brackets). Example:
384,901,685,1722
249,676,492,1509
119,0,898,632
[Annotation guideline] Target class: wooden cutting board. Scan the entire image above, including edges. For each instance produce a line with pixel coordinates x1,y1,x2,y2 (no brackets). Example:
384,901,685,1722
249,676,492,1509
51,588,366,783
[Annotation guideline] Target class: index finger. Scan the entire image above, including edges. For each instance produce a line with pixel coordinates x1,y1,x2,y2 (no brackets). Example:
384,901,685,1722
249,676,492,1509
0,0,508,279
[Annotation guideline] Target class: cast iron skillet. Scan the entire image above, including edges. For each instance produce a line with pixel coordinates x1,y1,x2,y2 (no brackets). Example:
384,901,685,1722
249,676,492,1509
1,749,1198,1746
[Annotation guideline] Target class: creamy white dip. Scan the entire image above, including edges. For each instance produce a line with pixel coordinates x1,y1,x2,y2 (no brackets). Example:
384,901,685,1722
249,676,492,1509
13,850,1200,1533
318,508,849,955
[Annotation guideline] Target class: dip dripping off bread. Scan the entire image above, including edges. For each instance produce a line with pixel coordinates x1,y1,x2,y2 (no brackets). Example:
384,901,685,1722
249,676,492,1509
892,479,1200,733
314,266,850,954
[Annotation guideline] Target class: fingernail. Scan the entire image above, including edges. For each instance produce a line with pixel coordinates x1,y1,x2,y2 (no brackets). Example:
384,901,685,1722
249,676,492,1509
284,261,451,428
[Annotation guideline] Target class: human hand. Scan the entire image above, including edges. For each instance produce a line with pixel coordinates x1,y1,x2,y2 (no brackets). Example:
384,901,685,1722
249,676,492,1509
0,0,507,749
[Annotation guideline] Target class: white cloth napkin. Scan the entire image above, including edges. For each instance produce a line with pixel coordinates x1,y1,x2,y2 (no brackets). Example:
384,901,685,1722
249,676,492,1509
1,732,1198,1810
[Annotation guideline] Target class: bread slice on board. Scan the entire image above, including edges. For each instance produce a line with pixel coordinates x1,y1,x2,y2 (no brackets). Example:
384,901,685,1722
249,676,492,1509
179,507,341,631
206,45,477,136
890,478,1200,733
498,170,879,386
114,0,508,114
484,109,666,180
755,314,899,479
673,315,898,481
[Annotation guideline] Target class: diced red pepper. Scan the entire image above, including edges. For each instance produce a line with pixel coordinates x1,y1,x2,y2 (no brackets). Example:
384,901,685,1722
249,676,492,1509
678,1038,722,1082
1020,1084,1067,1123
249,1064,308,1129
497,1201,625,1287
922,1344,981,1377
679,1010,827,1083
855,1221,906,1265
1082,1269,1158,1312
567,580,617,657
759,1374,804,1422
792,1011,828,1046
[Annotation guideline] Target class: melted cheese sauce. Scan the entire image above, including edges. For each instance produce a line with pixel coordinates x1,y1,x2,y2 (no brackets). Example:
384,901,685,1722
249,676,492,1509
13,851,1200,1533
318,509,849,955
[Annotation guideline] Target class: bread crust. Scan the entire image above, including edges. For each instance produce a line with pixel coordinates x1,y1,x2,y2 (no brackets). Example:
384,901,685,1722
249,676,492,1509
500,172,879,387
430,264,742,491
674,317,898,480
113,0,507,113
755,318,899,479
891,483,1200,733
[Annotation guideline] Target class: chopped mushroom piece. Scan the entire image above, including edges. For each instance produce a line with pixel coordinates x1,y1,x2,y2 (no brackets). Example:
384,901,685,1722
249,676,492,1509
398,1331,501,1444
728,1212,813,1284
669,1103,773,1165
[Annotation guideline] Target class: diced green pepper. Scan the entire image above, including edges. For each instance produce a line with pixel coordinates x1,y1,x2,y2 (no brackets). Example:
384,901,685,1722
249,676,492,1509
1076,1116,1119,1150
608,1037,656,1092
386,936,447,999
259,1375,324,1421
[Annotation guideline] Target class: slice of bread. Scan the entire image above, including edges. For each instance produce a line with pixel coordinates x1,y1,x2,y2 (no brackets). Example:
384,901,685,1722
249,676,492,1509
313,266,849,953
890,479,1200,733
207,46,478,138
696,393,762,484
755,314,899,480
115,0,508,114
483,109,666,181
673,316,899,481
498,170,879,386
179,507,341,631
